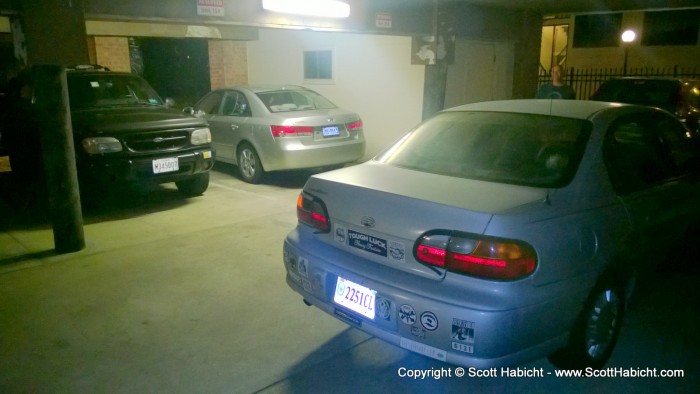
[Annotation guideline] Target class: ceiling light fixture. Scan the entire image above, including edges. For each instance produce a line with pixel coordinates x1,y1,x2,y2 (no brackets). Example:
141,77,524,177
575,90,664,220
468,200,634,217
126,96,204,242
262,0,351,18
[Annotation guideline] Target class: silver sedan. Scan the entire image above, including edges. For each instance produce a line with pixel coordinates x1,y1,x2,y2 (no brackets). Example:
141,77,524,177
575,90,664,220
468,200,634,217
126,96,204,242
283,99,700,369
185,85,365,183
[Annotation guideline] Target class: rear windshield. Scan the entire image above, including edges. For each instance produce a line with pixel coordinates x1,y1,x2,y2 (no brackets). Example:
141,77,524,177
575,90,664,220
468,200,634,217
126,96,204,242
67,74,163,109
376,111,591,188
591,79,681,113
256,89,336,113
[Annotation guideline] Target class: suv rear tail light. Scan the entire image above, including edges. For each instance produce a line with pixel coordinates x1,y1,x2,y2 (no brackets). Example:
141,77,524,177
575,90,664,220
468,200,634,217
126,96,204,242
270,125,314,138
415,232,536,280
297,192,330,232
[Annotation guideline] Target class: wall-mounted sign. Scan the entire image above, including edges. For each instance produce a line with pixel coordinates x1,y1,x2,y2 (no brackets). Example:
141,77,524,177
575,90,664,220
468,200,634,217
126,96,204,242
375,12,392,29
197,0,224,17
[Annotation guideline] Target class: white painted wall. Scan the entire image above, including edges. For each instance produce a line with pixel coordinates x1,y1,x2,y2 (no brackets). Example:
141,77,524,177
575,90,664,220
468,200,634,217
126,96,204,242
247,28,425,160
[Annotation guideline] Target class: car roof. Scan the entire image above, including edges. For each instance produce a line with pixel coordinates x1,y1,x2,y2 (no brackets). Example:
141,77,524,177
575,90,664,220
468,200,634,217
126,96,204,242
444,99,627,120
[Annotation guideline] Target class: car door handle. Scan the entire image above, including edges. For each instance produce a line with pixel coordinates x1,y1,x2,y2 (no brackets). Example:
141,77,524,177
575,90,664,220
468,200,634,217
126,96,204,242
231,124,239,130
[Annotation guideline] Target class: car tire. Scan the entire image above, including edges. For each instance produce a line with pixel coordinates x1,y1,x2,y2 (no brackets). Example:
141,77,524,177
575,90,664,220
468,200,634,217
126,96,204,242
237,143,264,184
176,172,209,196
548,275,625,370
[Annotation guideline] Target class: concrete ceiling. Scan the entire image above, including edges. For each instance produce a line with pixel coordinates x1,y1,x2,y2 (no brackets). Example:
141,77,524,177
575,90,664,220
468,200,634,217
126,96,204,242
453,0,700,14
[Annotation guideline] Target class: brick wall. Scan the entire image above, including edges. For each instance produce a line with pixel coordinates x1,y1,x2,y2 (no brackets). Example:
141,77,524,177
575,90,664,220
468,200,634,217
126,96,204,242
90,36,247,88
93,36,131,72
208,40,248,89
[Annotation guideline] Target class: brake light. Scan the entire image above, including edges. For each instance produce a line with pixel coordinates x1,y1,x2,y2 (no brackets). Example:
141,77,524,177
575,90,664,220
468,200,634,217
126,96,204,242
346,120,363,131
297,192,330,232
270,125,314,137
415,232,536,280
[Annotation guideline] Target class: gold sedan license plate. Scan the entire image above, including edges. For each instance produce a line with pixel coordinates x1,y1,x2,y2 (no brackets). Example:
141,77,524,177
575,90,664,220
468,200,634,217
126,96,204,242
334,276,376,319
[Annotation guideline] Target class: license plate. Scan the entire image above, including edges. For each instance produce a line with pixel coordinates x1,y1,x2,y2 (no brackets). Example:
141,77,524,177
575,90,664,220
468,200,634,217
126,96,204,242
334,276,376,320
152,157,179,174
322,126,340,137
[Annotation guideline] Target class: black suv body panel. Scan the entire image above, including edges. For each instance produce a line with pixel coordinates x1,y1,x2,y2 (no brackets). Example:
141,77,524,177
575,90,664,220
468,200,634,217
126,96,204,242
3,66,215,194
591,77,700,132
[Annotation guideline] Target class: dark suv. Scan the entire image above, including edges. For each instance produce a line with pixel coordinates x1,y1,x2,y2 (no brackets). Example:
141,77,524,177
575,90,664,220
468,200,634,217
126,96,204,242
591,77,700,132
3,65,214,196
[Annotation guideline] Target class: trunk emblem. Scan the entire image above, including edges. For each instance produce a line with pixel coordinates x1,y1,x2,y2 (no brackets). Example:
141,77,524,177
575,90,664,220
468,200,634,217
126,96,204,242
327,117,335,123
360,216,376,228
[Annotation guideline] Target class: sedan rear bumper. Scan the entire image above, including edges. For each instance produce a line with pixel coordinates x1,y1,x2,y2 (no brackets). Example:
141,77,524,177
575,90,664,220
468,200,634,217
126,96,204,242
260,138,365,171
283,226,591,368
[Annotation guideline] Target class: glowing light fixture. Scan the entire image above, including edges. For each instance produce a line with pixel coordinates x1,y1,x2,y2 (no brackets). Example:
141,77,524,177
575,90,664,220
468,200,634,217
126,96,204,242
621,29,637,76
262,0,350,18
621,29,636,43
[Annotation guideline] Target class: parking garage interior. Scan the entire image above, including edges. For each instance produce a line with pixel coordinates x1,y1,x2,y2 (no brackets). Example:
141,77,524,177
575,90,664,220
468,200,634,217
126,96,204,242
1,0,699,392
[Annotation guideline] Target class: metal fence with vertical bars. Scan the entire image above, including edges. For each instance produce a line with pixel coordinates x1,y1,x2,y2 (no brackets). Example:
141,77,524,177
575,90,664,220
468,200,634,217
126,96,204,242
538,66,700,100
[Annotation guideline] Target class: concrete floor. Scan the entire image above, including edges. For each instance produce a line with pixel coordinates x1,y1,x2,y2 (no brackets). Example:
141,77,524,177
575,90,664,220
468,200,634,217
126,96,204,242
1,161,699,393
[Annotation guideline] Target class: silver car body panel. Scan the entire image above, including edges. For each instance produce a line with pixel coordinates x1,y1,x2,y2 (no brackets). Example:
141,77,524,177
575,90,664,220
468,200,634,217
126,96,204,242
283,99,700,367
196,85,365,172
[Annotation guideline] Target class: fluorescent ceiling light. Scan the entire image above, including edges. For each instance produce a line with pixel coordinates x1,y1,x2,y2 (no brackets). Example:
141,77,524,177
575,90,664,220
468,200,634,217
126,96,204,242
262,0,350,18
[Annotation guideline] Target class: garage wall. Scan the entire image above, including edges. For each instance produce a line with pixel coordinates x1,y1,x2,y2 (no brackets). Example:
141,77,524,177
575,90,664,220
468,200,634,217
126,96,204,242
247,28,425,160
93,36,131,72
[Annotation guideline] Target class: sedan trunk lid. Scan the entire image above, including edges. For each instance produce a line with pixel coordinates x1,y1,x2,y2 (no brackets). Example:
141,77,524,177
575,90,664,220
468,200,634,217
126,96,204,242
304,161,548,279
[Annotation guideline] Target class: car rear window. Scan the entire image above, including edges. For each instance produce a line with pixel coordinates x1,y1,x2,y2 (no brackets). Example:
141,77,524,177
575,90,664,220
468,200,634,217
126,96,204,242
67,74,164,109
256,89,336,113
376,111,591,188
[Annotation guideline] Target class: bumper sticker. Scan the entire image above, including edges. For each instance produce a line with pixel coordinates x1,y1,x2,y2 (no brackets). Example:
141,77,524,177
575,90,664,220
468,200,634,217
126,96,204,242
451,318,475,343
399,304,417,325
400,337,447,361
420,311,439,331
347,229,387,257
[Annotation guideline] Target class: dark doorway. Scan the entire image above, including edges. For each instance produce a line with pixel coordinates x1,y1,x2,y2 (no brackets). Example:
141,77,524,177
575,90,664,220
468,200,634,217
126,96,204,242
138,38,210,108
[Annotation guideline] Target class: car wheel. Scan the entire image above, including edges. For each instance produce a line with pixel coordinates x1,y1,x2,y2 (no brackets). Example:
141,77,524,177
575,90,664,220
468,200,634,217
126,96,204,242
175,172,209,196
548,276,625,370
237,143,264,184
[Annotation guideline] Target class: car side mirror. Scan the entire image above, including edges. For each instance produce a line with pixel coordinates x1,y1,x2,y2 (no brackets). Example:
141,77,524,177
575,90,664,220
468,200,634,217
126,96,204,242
183,106,195,116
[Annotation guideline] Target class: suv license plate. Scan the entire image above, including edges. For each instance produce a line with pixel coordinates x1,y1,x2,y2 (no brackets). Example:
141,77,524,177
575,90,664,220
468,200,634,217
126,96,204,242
153,157,179,174
322,126,340,137
333,276,376,320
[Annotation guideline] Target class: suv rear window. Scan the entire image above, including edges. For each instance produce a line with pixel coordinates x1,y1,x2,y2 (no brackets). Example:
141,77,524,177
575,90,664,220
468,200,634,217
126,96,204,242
67,73,164,109
591,79,681,113
376,111,591,188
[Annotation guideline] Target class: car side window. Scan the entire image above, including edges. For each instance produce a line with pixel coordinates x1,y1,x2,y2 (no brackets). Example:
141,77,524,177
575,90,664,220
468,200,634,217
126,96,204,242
195,91,223,115
604,112,692,194
221,91,251,117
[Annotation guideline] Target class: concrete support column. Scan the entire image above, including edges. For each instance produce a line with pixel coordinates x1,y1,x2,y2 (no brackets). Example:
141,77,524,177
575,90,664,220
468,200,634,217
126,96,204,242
34,65,85,253
422,63,447,120
20,1,89,253
511,9,543,99
21,0,90,65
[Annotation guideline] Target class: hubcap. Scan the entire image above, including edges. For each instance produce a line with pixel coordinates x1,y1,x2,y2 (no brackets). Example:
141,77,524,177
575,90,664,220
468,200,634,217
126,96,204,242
584,288,620,359
240,148,256,178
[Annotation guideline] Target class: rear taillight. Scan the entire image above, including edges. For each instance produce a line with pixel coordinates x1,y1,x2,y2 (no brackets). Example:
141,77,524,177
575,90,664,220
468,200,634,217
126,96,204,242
297,192,330,232
415,232,536,280
270,125,314,138
346,120,363,131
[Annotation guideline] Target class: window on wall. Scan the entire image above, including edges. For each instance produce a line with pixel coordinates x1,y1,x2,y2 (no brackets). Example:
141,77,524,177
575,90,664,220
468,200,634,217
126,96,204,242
572,13,623,48
642,10,700,46
304,50,333,81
